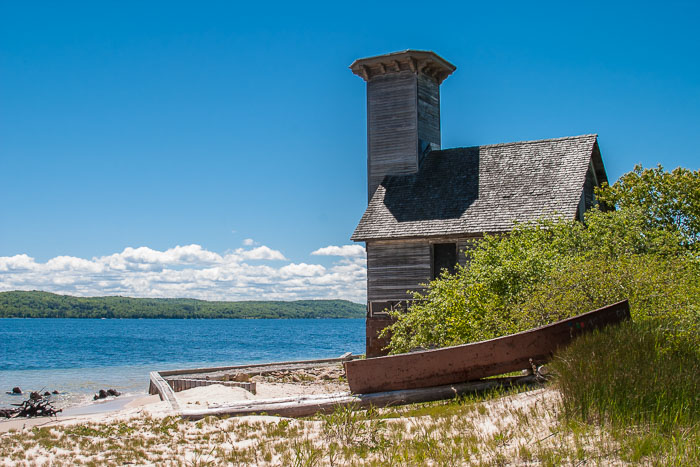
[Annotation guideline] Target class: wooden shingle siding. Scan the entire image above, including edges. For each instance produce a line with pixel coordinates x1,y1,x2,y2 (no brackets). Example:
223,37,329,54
353,135,601,241
367,72,419,201
366,241,431,302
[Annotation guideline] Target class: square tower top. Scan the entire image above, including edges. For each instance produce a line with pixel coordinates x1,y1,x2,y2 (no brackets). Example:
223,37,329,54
350,50,456,84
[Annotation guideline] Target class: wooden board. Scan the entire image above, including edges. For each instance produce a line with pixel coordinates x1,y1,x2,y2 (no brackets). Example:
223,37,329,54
179,375,537,420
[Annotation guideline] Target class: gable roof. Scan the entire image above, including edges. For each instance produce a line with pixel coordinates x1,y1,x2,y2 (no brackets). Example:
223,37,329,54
351,134,606,241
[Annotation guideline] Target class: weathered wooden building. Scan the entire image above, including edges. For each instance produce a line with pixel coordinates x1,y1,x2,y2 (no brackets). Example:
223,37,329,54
349,50,608,356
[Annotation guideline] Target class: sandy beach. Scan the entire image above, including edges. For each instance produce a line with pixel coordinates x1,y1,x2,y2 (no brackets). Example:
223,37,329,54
0,375,350,432
0,359,650,465
1,381,574,465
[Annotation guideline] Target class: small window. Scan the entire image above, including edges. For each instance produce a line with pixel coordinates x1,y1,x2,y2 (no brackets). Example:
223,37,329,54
432,243,457,279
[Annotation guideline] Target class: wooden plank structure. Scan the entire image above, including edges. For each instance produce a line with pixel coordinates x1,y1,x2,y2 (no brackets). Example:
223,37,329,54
352,50,455,202
178,374,538,420
148,371,181,412
169,379,255,394
148,354,357,411
344,300,631,394
349,50,609,357
148,352,539,420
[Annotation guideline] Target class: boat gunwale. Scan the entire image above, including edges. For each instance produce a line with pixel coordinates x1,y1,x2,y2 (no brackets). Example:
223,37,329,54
359,299,631,361
344,300,631,393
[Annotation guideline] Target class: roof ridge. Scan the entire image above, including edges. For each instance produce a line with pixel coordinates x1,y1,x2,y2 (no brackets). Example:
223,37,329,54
441,134,598,151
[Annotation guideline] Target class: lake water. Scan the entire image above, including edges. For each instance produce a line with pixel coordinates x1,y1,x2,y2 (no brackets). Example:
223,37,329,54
0,318,364,409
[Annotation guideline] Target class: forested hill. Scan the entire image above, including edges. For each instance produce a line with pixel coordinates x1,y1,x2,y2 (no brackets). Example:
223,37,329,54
0,291,365,319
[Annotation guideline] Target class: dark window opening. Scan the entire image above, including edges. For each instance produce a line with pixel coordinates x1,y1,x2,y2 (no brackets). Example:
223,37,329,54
432,243,457,279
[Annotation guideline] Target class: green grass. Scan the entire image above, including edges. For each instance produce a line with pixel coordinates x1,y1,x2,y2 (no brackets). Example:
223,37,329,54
551,320,699,464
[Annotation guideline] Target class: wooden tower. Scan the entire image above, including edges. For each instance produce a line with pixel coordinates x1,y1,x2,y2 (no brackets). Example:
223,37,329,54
350,50,456,201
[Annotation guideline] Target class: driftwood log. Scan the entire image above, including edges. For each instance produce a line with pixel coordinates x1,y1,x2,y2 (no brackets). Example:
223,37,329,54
6,397,62,418
0,408,19,418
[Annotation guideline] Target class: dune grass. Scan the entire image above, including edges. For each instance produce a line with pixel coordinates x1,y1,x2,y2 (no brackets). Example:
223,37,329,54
551,320,699,465
0,384,636,466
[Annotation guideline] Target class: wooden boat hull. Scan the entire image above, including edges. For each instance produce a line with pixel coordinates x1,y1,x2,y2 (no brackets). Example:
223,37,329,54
344,300,630,394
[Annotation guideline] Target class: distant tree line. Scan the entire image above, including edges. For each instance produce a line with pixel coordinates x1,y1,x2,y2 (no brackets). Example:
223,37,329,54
0,291,366,319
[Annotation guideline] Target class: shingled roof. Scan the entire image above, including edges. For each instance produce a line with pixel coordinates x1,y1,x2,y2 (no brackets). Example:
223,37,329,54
351,134,606,241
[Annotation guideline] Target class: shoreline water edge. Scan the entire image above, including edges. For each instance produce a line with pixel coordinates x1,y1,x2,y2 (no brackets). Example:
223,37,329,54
0,318,365,414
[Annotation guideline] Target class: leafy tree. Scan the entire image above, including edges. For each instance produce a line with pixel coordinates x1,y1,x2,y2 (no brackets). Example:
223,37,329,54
597,164,700,249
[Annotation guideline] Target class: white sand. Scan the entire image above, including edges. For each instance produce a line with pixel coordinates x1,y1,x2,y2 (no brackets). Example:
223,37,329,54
1,386,572,466
0,381,344,433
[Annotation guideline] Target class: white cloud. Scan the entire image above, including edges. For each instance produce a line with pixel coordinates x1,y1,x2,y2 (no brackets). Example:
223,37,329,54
242,238,255,246
0,243,366,303
0,254,38,271
99,245,223,268
46,256,104,273
279,263,325,277
235,246,286,261
311,245,366,257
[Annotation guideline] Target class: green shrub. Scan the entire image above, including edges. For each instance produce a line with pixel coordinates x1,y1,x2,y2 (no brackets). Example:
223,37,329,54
383,165,699,354
515,253,700,346
596,164,700,250
383,210,698,353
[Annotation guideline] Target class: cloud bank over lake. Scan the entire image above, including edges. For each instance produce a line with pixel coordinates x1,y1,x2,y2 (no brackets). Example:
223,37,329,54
0,243,366,303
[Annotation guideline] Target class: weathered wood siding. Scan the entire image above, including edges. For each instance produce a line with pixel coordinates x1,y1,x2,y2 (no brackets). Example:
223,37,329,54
367,72,419,201
578,163,601,220
583,163,598,211
366,72,442,201
367,237,480,302
366,241,431,302
417,74,441,157
365,237,479,356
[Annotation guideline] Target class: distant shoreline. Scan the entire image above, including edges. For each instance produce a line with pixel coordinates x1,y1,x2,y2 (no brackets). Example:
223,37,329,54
0,291,366,319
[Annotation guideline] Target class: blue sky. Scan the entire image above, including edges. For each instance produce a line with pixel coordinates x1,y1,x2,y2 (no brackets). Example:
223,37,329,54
1,1,698,301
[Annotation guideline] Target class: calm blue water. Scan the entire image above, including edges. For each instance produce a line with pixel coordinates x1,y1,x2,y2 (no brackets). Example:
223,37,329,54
0,318,364,409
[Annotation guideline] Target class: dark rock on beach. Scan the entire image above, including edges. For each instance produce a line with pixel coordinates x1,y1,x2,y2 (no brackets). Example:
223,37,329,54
94,388,121,400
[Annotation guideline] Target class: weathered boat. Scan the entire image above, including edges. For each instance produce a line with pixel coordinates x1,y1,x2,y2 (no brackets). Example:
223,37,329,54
344,300,631,394
148,353,541,420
